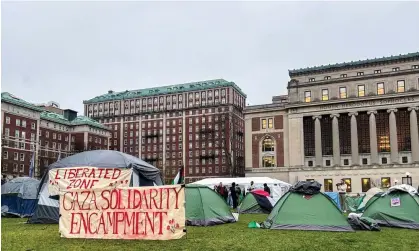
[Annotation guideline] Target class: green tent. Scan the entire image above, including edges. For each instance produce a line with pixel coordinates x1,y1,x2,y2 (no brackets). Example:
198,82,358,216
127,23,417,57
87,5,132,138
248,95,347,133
186,185,236,226
262,192,354,232
345,195,363,212
362,190,419,229
238,191,273,214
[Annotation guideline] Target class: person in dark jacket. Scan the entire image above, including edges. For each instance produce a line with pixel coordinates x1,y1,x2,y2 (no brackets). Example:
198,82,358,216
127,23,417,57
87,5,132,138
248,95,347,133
230,182,238,209
263,183,271,195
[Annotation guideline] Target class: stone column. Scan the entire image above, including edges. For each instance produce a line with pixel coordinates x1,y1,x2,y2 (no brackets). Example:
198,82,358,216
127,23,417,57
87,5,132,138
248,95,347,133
330,114,341,166
367,111,378,164
387,109,399,163
313,115,322,166
408,107,419,163
349,112,359,165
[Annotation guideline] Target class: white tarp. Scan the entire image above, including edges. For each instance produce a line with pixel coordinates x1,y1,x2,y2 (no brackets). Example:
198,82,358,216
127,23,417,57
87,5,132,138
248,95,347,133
192,177,291,203
385,184,417,196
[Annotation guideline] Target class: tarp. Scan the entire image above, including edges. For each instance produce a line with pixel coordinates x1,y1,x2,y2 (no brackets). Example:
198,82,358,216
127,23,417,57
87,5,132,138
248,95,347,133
362,187,419,230
239,190,274,214
1,177,40,217
186,184,236,226
289,181,321,195
347,213,381,231
192,177,291,203
324,192,341,210
28,150,163,224
262,191,354,232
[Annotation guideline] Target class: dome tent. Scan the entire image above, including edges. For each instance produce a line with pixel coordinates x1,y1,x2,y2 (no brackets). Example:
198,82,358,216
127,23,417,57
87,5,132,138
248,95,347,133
361,185,419,229
262,181,354,232
186,184,236,226
238,190,274,214
357,187,384,212
1,177,40,217
28,150,163,224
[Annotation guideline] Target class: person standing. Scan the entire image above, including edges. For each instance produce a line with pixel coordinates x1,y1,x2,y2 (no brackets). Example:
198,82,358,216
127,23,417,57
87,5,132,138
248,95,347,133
230,182,238,209
337,179,348,212
247,181,255,194
263,183,271,195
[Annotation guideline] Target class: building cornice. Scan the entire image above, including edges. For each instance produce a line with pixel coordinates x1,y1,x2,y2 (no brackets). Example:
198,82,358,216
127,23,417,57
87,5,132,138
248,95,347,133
288,68,419,89
288,52,419,77
244,103,287,114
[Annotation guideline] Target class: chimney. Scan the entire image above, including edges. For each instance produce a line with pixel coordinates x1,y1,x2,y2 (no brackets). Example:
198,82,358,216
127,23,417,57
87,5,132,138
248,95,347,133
64,109,78,121
108,90,114,94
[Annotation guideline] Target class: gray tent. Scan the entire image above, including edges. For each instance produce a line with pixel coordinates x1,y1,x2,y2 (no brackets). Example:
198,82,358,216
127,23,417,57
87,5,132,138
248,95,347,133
1,177,40,217
28,150,163,224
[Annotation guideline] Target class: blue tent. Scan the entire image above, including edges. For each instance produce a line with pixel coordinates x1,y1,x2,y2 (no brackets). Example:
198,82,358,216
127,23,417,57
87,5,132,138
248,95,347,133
1,177,40,217
324,192,341,210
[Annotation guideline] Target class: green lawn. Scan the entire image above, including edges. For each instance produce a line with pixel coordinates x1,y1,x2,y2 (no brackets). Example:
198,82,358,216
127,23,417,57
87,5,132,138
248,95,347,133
2,214,418,251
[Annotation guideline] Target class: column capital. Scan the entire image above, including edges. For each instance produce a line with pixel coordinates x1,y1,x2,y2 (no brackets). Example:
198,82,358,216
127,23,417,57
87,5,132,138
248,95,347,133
408,107,418,111
348,112,358,117
330,114,340,118
312,115,322,120
387,108,398,113
367,110,377,115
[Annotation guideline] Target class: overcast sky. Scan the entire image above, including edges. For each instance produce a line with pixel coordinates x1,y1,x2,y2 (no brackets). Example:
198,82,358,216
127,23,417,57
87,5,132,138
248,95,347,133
2,1,419,114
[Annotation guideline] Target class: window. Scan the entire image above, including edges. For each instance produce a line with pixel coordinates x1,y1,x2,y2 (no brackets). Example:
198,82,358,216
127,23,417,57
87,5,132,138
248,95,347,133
321,89,329,101
324,179,333,192
361,178,371,192
374,70,381,74
382,157,388,164
309,78,315,82
357,85,365,97
362,158,368,165
16,119,21,126
262,137,275,152
325,159,331,166
340,74,347,78
304,91,311,102
19,164,24,173
20,153,25,161
357,72,364,76
14,152,18,160
268,118,273,129
324,76,331,80
381,177,391,188
402,156,408,163
303,117,315,157
392,67,400,72
3,151,8,159
22,120,26,127
6,116,10,124
31,123,36,129
343,159,349,166
262,156,275,167
308,160,313,167
261,119,267,129
397,80,405,93
377,83,385,95
339,87,347,98
342,178,352,192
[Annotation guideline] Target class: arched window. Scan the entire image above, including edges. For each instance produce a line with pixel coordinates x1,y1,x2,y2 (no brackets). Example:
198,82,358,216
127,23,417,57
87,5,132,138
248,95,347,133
262,137,275,152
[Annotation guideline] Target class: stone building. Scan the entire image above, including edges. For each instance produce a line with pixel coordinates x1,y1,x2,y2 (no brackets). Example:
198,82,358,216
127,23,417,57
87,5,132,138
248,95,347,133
1,92,110,179
83,79,246,183
245,52,419,193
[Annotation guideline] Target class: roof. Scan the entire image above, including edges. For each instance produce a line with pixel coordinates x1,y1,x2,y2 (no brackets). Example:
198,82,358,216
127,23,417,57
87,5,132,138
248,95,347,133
1,92,44,112
41,111,109,130
83,79,246,104
289,52,419,76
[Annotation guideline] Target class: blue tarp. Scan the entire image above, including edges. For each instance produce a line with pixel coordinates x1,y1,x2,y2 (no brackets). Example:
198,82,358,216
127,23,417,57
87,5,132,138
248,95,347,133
1,177,40,217
324,192,341,210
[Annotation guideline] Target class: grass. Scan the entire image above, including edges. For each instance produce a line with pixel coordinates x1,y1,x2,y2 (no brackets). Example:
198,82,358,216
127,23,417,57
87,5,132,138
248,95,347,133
2,214,419,251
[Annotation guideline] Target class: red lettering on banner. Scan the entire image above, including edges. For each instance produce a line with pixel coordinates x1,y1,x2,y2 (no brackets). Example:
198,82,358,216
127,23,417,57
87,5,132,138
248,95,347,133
54,170,61,179
112,169,121,179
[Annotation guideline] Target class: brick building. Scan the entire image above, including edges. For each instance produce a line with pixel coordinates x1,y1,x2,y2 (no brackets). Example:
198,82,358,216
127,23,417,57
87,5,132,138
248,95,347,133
1,93,110,179
83,79,246,183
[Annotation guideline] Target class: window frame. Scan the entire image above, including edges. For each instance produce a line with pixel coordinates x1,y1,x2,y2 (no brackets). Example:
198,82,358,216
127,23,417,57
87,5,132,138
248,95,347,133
321,89,329,101
357,84,365,97
267,118,273,129
339,87,347,99
342,178,352,193
261,119,267,129
324,179,333,192
361,178,371,192
397,80,405,93
381,177,391,188
377,82,385,95
304,91,311,103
